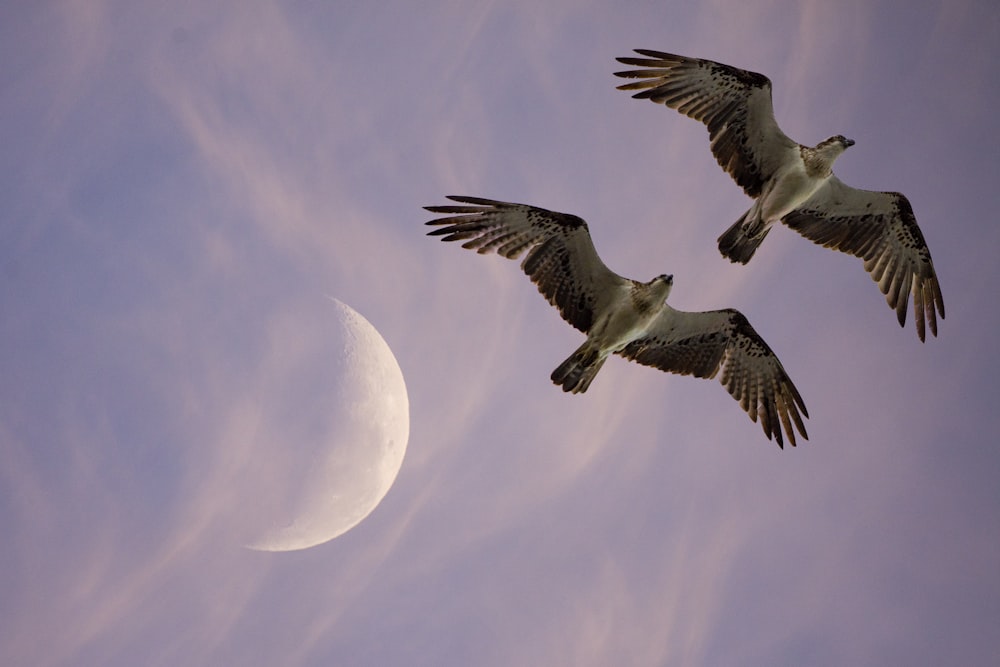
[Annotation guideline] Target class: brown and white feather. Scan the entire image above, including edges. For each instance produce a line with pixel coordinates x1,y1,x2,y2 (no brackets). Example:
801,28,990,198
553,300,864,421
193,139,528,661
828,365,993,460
619,306,808,447
425,196,625,333
615,49,797,197
783,177,944,341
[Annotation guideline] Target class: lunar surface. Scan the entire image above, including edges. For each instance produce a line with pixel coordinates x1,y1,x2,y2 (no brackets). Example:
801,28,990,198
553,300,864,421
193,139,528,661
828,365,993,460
246,298,409,552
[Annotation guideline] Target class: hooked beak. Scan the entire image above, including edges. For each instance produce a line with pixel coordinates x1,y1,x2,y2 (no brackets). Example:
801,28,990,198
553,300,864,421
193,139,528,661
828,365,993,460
844,138,856,147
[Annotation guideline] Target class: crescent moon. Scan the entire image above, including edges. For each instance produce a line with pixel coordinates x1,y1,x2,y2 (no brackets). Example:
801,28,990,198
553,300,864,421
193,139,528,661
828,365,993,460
247,298,409,551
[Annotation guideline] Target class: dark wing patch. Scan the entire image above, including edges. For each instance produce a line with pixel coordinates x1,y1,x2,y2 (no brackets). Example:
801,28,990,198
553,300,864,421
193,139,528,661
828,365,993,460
618,307,808,448
783,178,944,341
425,196,623,333
614,49,797,197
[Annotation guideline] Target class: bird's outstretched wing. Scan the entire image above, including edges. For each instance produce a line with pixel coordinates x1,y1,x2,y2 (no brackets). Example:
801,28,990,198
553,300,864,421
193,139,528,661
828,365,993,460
782,177,944,341
425,196,626,333
618,306,808,447
614,49,797,198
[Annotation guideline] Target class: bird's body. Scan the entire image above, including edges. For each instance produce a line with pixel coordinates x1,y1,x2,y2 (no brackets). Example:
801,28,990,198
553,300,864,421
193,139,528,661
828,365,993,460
720,138,854,262
551,275,673,393
425,196,808,447
615,50,943,340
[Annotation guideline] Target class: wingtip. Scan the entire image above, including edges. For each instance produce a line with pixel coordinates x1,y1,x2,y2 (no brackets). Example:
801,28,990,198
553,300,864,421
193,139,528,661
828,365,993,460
423,210,452,220
633,48,667,58
780,427,806,449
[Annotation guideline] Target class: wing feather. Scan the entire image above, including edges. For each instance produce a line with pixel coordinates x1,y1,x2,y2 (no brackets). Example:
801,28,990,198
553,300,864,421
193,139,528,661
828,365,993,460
618,307,808,448
425,196,625,333
782,177,944,341
614,49,797,197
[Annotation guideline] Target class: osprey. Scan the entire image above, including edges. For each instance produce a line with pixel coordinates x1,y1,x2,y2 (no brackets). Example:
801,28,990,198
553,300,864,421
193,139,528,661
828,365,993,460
615,49,944,341
425,196,808,448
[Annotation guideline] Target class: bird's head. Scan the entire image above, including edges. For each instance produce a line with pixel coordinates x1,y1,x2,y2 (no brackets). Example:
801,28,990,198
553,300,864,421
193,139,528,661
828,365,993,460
818,134,855,155
652,273,674,299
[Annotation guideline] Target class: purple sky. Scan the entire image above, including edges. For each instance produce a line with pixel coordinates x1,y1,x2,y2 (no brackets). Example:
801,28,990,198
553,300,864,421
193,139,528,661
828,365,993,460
3,1,999,665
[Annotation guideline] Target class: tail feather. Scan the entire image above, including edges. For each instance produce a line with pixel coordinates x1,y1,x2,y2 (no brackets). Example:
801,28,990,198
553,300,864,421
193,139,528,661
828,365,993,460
718,210,771,264
551,345,607,394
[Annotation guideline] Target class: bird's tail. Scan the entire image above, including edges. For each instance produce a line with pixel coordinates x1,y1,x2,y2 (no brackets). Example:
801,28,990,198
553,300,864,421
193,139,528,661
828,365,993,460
718,208,771,264
551,343,607,394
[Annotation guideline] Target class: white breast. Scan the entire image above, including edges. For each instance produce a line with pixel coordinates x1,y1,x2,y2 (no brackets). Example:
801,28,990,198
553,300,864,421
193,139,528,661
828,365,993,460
761,160,828,221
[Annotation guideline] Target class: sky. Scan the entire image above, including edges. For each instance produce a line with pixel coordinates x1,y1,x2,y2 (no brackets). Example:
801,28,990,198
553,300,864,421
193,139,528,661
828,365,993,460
2,1,999,665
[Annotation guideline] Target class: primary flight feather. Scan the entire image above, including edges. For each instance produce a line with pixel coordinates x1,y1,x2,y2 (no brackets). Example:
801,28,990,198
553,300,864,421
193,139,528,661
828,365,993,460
614,49,944,341
425,196,808,448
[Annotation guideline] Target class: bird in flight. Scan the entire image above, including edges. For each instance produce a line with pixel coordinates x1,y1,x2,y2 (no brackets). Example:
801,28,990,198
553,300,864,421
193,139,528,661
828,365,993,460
425,196,808,448
614,49,944,341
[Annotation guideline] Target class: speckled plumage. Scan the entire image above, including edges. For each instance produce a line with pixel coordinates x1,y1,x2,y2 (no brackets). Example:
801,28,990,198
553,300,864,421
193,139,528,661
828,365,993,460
425,196,808,447
615,49,944,341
